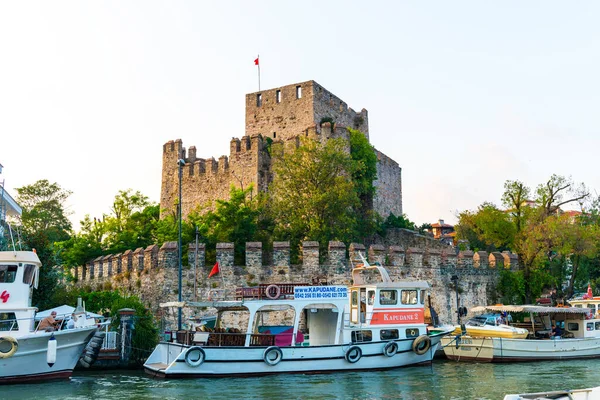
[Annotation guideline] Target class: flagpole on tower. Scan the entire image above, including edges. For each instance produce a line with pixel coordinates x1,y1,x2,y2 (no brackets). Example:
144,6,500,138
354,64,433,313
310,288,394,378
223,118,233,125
255,55,260,91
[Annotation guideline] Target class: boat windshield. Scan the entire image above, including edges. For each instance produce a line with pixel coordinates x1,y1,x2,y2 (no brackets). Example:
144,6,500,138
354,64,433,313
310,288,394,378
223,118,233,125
467,315,502,326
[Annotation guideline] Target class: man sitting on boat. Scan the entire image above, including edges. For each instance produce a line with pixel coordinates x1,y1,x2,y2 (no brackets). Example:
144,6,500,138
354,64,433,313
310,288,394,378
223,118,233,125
38,311,60,332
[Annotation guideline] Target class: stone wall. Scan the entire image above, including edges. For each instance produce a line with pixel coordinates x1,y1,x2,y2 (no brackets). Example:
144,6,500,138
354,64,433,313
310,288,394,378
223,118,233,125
245,81,369,142
373,150,402,217
73,241,519,331
160,80,402,220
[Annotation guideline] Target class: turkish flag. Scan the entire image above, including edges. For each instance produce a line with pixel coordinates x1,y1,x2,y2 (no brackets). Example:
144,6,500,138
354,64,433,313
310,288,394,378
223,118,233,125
208,262,220,278
254,57,259,66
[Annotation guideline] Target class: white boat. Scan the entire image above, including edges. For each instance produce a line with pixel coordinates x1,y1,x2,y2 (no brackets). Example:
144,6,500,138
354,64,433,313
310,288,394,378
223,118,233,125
504,386,600,400
442,304,600,362
144,258,452,378
0,170,100,383
0,250,100,383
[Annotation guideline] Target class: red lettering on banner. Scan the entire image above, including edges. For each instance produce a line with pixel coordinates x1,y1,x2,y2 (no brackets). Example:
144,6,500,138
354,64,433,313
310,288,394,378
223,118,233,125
370,310,424,325
0,290,9,303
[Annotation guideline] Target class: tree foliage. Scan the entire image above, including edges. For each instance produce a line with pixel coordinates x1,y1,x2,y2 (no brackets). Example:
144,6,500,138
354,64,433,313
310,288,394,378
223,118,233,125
269,137,359,257
15,180,72,309
458,175,598,303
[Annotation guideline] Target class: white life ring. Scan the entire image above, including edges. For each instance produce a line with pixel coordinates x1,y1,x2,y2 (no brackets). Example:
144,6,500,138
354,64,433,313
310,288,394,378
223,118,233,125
382,341,398,357
412,335,431,356
0,336,18,359
265,284,281,300
184,346,206,367
345,345,362,363
263,346,283,366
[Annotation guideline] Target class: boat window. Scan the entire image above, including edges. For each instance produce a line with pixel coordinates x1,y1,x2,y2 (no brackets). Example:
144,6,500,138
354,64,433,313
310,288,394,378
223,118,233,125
567,322,579,331
587,322,594,331
401,290,418,305
351,290,358,306
0,312,18,331
420,290,426,305
367,290,375,306
22,264,36,286
380,290,397,305
351,330,372,343
0,265,17,283
405,328,420,338
574,305,582,308
595,322,600,330
381,329,399,340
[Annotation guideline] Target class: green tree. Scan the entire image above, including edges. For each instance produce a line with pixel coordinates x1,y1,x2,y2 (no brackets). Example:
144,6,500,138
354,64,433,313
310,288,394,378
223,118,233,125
348,128,379,239
189,185,266,264
103,190,157,253
56,216,105,268
456,203,515,252
16,180,72,309
270,137,359,258
382,213,416,231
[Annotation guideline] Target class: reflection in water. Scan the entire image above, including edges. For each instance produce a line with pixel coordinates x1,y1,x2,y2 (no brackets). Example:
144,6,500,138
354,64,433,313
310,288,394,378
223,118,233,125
3,359,600,400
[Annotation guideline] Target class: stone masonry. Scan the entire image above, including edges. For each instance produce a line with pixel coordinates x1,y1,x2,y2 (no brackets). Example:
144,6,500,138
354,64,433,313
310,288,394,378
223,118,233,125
72,240,520,331
160,80,402,220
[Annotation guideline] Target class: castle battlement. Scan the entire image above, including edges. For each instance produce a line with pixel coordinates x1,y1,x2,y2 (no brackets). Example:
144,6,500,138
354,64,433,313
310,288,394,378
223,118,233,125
245,80,369,142
70,238,518,330
160,80,402,221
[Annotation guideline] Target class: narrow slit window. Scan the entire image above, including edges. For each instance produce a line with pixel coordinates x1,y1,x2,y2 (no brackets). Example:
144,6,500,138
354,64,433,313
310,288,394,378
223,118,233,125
256,93,262,107
296,86,302,99
276,90,281,103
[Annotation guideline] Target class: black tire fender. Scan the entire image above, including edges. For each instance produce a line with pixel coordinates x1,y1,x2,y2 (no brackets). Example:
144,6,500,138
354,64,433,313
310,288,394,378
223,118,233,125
383,341,398,357
412,335,431,356
345,345,362,363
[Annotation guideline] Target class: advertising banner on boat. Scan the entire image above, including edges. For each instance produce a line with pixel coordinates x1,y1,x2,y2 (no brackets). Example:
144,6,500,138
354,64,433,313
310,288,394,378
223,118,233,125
370,308,424,325
294,286,348,300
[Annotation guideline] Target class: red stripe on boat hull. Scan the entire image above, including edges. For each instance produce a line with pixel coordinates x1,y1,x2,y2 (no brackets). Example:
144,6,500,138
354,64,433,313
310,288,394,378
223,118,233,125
0,370,72,385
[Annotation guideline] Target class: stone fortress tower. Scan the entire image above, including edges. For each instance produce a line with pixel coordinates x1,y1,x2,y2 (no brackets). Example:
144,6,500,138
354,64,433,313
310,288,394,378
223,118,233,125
160,80,403,220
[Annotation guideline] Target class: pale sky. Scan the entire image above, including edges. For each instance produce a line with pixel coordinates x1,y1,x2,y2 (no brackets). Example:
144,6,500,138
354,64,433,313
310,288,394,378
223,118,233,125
1,1,599,229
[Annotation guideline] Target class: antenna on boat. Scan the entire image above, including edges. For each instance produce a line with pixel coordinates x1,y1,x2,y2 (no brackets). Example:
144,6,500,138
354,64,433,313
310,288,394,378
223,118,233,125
356,252,370,268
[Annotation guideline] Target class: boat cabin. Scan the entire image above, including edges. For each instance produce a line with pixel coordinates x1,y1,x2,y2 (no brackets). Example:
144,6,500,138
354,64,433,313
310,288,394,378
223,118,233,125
0,251,41,335
471,305,600,339
166,260,432,348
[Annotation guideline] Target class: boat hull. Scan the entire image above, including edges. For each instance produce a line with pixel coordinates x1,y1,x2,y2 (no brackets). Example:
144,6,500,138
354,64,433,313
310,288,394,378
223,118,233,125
145,334,446,378
0,327,96,384
442,336,600,363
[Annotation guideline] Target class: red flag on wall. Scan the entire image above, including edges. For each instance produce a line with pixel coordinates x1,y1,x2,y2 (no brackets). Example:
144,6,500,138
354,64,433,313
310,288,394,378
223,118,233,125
208,262,220,278
254,57,259,66
584,284,593,299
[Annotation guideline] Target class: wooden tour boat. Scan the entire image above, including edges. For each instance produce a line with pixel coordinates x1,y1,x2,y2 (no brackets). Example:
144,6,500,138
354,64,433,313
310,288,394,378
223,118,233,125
144,256,451,378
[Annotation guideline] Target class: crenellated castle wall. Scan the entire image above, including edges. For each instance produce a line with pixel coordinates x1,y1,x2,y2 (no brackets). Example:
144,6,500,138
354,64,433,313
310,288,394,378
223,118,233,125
160,80,402,220
72,240,519,331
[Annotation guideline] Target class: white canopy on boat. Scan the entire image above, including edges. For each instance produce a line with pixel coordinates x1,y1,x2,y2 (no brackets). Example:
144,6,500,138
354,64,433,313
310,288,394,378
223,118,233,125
36,305,103,321
471,305,591,314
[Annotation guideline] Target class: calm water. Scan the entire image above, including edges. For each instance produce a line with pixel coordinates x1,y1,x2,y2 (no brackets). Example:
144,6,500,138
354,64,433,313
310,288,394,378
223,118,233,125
4,359,600,400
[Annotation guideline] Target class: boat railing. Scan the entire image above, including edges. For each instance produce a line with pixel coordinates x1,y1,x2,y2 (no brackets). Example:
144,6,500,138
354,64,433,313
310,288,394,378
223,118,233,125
172,329,307,347
234,283,311,300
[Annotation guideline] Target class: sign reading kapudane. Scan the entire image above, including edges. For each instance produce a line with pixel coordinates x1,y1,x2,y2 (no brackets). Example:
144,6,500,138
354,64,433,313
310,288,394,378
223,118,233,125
294,286,348,300
371,309,424,325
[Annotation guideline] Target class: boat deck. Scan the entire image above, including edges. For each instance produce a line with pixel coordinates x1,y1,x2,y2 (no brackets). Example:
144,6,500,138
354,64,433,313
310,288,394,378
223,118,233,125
146,362,169,370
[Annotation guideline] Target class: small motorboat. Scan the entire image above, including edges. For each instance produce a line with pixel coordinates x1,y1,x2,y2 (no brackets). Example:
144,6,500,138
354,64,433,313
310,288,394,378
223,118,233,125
450,313,529,339
504,386,600,399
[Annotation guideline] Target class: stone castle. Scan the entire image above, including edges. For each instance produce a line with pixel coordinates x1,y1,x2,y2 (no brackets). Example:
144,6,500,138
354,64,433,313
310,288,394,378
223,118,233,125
160,80,403,219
